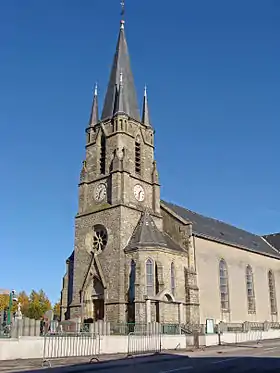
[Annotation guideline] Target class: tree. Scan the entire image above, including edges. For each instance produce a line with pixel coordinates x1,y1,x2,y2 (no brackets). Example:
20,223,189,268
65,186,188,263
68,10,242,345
17,291,30,316
1,289,58,320
26,290,51,320
0,294,9,311
53,301,61,321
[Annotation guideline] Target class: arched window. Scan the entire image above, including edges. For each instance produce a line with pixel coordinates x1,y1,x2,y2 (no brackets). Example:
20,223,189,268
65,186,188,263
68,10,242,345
100,133,106,174
219,259,229,311
146,259,154,296
135,136,141,174
171,263,175,296
268,270,277,315
246,265,256,313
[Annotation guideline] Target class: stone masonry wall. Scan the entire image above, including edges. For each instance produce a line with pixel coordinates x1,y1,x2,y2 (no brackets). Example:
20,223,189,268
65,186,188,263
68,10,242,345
67,111,162,322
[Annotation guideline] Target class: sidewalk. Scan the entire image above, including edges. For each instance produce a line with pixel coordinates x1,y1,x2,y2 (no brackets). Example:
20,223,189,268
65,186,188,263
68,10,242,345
0,354,122,373
0,352,189,373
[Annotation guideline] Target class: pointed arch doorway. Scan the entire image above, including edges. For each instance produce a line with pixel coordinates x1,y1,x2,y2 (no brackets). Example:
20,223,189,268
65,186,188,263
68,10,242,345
92,276,105,321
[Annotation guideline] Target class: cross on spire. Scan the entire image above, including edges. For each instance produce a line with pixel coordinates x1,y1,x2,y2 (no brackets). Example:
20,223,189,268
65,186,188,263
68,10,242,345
120,0,125,29
120,0,125,17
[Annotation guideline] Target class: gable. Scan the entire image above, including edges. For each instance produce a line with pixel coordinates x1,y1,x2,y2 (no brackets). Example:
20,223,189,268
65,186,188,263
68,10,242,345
81,252,107,292
263,233,280,251
162,201,280,259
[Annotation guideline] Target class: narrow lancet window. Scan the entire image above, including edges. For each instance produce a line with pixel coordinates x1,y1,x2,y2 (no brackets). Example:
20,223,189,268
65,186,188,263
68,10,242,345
246,265,256,313
87,131,91,144
219,259,230,311
135,136,141,174
100,133,106,174
171,262,175,296
268,270,277,315
146,259,154,296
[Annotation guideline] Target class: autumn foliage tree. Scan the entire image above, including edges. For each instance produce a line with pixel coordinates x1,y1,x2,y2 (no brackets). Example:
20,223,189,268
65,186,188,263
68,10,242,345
0,294,9,311
17,291,29,315
53,301,61,320
26,290,52,320
0,289,53,320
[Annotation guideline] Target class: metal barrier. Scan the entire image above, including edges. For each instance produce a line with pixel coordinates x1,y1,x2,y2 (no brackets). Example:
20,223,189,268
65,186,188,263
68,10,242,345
235,330,263,345
127,331,161,357
0,323,11,339
42,333,100,367
220,330,263,347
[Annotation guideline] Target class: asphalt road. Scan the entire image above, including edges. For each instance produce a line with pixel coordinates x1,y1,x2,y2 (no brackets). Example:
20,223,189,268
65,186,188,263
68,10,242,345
85,339,280,373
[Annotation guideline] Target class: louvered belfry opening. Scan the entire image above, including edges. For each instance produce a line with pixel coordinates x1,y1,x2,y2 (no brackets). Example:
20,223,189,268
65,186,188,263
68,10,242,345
100,134,106,174
135,137,141,174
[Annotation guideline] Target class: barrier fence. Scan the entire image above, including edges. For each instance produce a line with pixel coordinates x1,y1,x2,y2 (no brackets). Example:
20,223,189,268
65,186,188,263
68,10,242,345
127,331,162,357
42,333,100,367
234,330,263,345
0,324,10,338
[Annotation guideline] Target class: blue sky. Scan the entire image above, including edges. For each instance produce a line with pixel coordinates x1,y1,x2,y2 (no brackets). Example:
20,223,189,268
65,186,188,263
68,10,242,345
0,0,279,303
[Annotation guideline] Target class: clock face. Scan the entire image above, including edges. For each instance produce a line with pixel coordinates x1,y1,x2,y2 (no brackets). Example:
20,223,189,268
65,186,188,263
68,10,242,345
134,184,145,202
94,183,107,202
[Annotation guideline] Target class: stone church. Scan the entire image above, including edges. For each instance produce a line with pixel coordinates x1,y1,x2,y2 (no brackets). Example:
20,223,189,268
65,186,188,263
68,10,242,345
60,19,280,326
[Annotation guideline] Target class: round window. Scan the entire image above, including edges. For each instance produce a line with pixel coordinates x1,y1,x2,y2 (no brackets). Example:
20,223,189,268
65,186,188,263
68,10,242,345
93,225,108,252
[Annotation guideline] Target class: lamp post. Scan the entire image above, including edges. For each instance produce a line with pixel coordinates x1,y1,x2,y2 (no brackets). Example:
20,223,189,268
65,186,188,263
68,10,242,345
7,290,17,325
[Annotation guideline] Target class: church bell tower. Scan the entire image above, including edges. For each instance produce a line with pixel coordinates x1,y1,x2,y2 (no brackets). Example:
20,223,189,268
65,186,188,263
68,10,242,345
63,16,162,323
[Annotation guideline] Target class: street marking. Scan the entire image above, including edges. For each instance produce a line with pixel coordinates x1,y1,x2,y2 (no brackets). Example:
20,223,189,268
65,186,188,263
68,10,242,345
211,357,241,365
264,347,278,351
159,357,241,372
159,366,193,372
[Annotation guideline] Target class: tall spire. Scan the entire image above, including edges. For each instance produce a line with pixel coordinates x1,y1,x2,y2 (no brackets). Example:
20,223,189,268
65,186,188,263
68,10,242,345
89,83,99,126
101,19,140,122
142,85,151,127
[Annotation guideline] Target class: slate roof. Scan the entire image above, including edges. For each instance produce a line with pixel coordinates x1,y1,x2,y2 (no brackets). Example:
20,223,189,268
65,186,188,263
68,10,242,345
127,210,184,253
162,201,280,259
101,22,140,122
263,233,280,252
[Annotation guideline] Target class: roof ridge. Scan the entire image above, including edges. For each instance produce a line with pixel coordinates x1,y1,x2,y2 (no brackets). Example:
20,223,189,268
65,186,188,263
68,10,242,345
263,232,280,237
261,236,280,254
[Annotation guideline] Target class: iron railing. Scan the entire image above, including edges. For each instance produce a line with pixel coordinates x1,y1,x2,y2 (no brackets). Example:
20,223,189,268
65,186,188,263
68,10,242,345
56,321,280,337
226,323,244,333
270,322,280,329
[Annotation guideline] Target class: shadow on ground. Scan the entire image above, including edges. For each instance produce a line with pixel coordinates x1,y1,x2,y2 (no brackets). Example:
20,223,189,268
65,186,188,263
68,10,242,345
2,352,280,373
